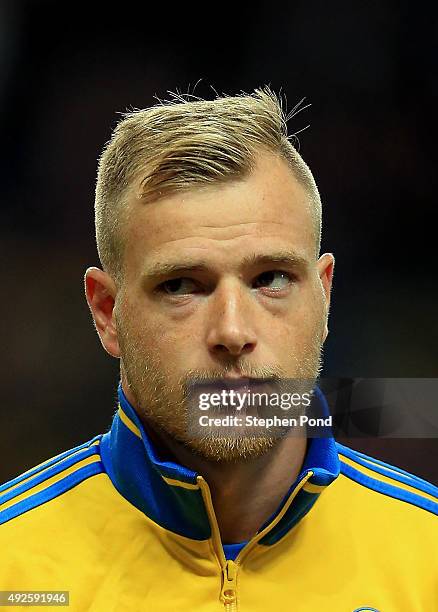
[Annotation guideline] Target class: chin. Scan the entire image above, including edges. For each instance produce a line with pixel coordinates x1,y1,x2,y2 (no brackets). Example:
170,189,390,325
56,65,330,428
182,435,278,463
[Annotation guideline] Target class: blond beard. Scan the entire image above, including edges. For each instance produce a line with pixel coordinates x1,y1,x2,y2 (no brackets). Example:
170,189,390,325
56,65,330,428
117,319,323,462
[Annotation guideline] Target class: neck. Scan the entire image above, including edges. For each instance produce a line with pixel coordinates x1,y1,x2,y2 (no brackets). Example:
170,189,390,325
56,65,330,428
144,424,307,543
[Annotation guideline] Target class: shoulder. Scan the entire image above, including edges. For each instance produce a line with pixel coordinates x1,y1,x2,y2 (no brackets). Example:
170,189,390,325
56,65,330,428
335,441,438,517
0,435,105,527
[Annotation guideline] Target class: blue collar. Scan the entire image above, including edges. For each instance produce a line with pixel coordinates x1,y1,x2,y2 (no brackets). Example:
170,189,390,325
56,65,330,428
99,384,340,545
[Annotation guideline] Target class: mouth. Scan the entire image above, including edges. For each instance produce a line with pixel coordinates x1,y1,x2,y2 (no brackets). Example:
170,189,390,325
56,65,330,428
221,378,252,394
185,373,281,397
220,376,279,394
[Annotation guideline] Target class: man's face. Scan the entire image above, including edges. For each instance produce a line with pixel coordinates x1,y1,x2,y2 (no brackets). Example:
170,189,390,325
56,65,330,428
110,152,333,460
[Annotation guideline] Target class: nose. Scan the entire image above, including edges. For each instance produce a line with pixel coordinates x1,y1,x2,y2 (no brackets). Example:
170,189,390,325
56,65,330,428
206,279,257,358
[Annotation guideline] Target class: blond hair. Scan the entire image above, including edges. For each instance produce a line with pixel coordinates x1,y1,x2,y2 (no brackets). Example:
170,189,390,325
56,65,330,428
95,87,322,282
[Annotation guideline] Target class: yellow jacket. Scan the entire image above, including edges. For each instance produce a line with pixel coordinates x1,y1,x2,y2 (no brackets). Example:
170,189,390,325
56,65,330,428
1,385,437,611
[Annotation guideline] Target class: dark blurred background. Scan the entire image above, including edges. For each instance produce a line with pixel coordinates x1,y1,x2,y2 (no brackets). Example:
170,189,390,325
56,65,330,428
1,0,437,484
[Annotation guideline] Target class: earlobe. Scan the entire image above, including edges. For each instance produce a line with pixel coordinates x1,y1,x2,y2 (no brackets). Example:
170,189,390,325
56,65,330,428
84,267,121,358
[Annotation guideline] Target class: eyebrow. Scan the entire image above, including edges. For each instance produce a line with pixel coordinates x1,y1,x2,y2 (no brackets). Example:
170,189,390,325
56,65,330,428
143,251,309,280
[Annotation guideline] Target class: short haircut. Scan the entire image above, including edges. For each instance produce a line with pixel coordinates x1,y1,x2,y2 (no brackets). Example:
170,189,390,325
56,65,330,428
95,87,322,283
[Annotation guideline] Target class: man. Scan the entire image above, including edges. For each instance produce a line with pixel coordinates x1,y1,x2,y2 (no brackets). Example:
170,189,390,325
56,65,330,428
1,88,437,611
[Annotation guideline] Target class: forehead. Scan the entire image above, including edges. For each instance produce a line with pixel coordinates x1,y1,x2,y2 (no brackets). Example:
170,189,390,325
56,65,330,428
123,153,316,276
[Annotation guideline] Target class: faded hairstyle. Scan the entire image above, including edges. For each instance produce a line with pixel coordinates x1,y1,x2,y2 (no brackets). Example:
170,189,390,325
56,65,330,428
95,87,322,283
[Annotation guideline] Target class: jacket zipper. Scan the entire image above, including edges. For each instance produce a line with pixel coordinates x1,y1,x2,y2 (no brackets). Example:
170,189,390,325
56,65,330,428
221,559,238,611
197,470,314,610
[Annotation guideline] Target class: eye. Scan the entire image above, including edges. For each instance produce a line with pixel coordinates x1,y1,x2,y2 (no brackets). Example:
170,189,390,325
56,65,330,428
253,270,293,291
159,278,199,295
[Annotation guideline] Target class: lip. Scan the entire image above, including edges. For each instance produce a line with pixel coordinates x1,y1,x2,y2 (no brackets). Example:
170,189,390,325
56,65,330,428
222,376,252,383
221,378,252,392
221,373,253,380
191,375,278,394
220,377,277,391
221,373,276,382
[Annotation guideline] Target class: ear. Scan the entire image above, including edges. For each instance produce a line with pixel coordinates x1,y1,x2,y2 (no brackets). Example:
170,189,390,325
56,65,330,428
317,253,335,343
84,267,120,358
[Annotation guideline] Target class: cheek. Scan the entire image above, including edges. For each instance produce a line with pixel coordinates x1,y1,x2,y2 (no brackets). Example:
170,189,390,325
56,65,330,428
116,295,159,352
137,314,187,365
117,291,198,365
283,288,325,342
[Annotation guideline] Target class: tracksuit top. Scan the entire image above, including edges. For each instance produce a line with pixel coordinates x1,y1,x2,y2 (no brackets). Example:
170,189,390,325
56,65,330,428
1,384,437,611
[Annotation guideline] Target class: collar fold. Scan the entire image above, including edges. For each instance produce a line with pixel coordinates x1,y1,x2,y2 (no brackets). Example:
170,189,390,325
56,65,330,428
99,384,340,545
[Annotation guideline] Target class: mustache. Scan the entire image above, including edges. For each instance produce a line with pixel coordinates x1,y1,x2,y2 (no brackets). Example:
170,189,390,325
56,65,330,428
179,364,286,385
